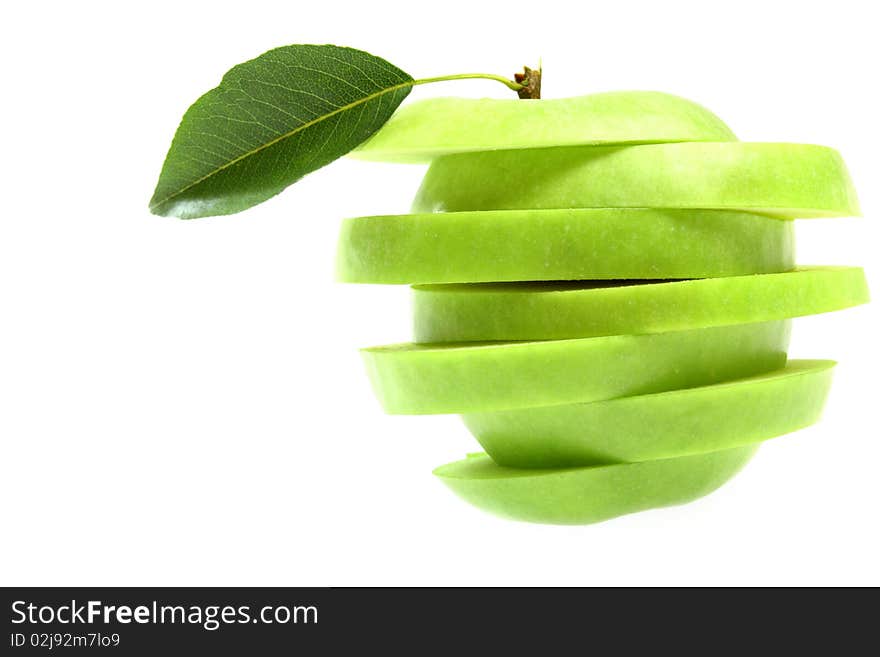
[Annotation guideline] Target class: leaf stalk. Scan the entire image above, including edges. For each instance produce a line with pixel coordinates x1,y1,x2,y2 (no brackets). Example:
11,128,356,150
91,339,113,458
413,73,525,92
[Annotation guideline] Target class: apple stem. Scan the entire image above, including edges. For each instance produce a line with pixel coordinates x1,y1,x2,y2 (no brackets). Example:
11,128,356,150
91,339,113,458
411,67,541,99
514,66,542,99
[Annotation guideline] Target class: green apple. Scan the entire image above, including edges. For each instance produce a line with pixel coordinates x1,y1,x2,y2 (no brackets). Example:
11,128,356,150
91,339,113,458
336,208,794,284
464,360,833,467
361,321,790,414
351,91,737,163
337,88,867,525
433,446,757,525
413,266,868,341
412,142,860,218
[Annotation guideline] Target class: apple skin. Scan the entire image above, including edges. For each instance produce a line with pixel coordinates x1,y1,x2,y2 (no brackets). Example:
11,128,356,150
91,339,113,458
412,142,860,218
433,446,757,525
336,208,794,284
464,360,833,468
412,267,869,342
351,91,737,163
361,321,790,415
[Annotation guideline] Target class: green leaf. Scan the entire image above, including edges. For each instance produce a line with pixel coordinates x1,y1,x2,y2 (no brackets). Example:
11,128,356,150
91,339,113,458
149,45,413,218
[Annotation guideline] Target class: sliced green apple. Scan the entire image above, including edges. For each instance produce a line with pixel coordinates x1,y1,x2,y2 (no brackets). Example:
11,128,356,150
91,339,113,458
465,360,833,467
413,267,868,342
361,321,790,415
412,143,860,218
350,91,737,163
337,208,794,284
433,446,757,525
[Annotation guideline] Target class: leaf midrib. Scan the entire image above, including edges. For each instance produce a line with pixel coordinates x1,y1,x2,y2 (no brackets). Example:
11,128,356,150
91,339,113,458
150,78,414,211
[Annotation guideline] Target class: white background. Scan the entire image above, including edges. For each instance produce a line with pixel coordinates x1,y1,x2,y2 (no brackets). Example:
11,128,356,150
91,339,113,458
1,0,877,586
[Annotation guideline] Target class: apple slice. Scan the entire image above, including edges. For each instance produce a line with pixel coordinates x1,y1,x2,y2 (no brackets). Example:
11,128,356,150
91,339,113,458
337,208,794,284
433,446,757,525
465,360,833,467
350,91,737,163
412,142,860,218
413,266,869,342
361,321,790,414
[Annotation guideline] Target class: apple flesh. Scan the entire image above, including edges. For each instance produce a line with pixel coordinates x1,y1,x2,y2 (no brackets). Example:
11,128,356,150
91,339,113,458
361,321,790,415
336,208,794,284
412,142,860,218
412,266,869,342
351,91,737,163
433,447,757,525
464,360,833,467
